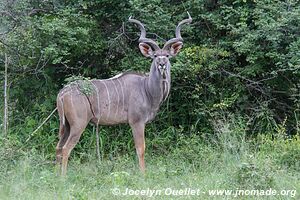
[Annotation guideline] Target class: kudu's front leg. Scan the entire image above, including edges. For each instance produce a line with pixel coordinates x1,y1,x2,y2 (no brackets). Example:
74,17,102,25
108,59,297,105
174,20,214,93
130,122,146,173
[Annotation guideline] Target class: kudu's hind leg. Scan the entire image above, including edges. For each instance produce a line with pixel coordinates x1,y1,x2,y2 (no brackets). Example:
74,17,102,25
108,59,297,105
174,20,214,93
56,122,70,166
61,123,88,175
130,122,146,173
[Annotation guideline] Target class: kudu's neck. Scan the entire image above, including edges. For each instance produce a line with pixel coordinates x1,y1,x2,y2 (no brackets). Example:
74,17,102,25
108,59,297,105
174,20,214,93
145,61,171,109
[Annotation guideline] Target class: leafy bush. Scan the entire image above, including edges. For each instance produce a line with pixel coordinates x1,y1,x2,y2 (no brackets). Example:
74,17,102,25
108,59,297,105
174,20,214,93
235,160,275,190
258,134,300,170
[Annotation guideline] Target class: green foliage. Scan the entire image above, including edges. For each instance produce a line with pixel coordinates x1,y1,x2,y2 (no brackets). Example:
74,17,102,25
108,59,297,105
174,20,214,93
36,8,104,65
64,75,94,95
235,161,275,190
258,134,300,170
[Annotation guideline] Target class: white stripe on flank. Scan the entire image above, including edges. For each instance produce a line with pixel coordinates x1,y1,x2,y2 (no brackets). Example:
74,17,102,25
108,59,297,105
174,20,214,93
82,92,88,117
102,81,111,120
91,81,101,120
68,85,74,110
117,79,125,113
111,80,119,118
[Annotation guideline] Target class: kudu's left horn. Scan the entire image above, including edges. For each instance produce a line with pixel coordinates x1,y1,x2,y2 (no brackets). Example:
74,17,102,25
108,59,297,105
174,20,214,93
163,12,192,50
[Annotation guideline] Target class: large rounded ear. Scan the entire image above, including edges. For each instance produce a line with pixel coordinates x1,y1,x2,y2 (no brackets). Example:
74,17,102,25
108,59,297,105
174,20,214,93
170,41,183,56
139,42,154,58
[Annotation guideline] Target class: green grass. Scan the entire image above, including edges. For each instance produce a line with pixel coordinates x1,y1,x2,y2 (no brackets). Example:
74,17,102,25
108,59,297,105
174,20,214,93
0,132,299,200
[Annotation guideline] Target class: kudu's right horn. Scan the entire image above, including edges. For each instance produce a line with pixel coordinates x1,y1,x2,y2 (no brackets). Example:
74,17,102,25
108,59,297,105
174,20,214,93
129,16,160,50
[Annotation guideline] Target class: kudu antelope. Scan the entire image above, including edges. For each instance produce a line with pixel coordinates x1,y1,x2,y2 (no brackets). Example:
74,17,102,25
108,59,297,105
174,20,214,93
56,13,192,175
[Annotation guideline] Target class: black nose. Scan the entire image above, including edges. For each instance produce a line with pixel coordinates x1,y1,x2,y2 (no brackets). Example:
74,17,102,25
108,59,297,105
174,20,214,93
158,64,166,69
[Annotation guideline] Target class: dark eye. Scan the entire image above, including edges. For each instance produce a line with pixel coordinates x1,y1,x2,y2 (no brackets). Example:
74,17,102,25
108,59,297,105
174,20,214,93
166,55,169,57
154,54,157,57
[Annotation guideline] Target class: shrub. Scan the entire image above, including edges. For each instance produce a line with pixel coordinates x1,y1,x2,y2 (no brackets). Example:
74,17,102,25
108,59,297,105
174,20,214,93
235,160,275,190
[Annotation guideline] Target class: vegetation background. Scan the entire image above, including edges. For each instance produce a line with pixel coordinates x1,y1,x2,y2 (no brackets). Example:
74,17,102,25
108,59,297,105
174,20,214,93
0,0,299,199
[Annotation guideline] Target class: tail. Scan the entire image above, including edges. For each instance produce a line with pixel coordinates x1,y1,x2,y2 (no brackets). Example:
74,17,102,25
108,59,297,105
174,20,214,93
57,97,70,138
57,97,65,125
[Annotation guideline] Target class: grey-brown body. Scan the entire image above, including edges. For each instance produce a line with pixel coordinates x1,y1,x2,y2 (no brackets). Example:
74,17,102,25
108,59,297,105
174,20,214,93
57,71,170,127
56,13,191,175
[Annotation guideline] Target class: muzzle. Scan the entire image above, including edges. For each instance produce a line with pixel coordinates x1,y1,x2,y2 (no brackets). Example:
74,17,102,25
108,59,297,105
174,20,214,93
158,65,167,79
